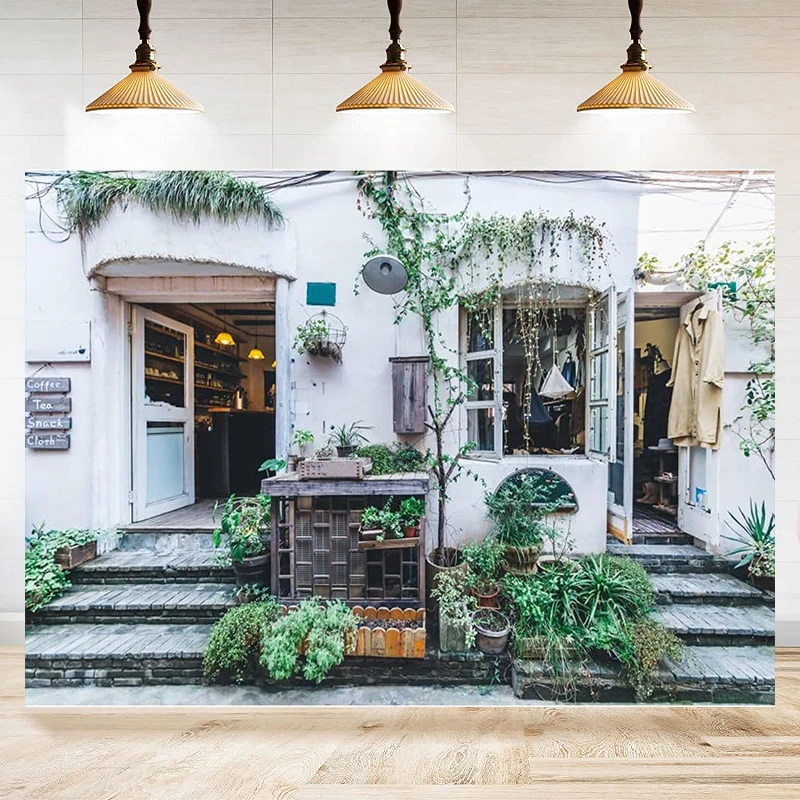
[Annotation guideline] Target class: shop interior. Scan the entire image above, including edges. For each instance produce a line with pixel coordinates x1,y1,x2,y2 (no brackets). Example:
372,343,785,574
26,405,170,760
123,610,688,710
631,309,681,529
139,302,276,505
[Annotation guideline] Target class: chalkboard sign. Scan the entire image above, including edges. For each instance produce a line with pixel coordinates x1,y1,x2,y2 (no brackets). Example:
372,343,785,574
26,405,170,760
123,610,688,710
26,416,72,430
25,396,71,413
25,377,70,393
26,433,70,450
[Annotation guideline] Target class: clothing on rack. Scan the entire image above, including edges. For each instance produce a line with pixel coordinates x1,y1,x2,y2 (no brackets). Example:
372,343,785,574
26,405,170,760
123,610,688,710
643,367,673,448
667,298,725,449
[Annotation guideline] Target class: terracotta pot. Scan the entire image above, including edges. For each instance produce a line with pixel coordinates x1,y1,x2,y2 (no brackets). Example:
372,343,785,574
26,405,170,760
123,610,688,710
232,553,270,587
502,544,540,576
472,609,510,655
403,525,419,538
471,583,501,609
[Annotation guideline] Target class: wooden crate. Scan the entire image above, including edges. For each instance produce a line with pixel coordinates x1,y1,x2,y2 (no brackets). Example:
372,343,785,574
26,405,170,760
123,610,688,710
54,541,97,569
298,458,372,480
280,604,426,659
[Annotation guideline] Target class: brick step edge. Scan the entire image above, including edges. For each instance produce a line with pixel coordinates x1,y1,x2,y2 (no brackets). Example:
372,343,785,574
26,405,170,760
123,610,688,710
26,650,507,689
71,573,236,585
669,632,775,647
30,609,233,626
511,660,775,705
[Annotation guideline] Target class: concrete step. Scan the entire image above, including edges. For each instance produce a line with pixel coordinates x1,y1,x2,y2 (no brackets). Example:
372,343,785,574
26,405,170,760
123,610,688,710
652,573,771,607
606,542,730,574
655,603,775,647
512,645,775,704
631,532,693,546
118,531,216,553
71,549,234,585
29,583,237,625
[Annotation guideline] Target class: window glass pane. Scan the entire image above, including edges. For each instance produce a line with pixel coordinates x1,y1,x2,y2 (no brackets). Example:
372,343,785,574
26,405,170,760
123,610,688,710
592,302,609,349
466,311,493,353
146,421,185,503
467,407,495,452
590,406,608,454
467,358,494,401
590,351,607,401
144,320,186,408
608,321,625,505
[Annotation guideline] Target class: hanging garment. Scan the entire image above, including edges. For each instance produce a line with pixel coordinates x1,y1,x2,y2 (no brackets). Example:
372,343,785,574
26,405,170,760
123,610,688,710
528,384,554,427
643,367,672,448
539,364,574,399
667,300,725,449
561,353,577,388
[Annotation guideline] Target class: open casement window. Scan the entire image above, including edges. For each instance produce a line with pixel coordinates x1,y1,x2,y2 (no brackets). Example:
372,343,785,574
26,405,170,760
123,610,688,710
586,285,617,462
463,305,503,456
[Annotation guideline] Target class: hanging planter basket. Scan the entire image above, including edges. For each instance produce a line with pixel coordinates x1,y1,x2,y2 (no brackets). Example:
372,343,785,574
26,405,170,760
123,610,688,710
294,311,347,363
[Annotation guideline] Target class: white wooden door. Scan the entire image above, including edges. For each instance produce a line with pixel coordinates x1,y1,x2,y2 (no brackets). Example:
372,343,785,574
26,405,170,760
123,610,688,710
607,289,635,542
131,306,195,521
675,290,722,545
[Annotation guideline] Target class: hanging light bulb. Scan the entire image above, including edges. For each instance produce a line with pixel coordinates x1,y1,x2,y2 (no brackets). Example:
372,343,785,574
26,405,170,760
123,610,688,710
215,305,235,346
577,0,694,114
336,0,454,114
248,312,265,360
86,0,203,114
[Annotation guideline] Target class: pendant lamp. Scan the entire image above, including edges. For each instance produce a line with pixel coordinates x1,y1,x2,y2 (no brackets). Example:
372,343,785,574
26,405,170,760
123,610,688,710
577,0,694,114
86,0,203,114
336,0,454,114
215,306,235,347
248,314,266,360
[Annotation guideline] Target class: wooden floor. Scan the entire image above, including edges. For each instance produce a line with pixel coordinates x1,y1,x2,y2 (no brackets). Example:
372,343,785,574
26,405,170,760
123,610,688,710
3,648,800,798
124,498,219,531
633,505,681,534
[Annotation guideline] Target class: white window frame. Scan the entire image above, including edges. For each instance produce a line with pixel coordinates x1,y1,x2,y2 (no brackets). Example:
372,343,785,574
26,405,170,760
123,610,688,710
460,288,617,460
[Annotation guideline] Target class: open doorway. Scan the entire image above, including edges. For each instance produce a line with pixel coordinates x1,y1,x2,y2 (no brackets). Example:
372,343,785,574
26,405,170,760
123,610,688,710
129,301,276,525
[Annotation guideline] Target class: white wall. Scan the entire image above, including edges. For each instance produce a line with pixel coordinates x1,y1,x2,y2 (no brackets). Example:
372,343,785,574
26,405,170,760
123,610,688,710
1,0,797,645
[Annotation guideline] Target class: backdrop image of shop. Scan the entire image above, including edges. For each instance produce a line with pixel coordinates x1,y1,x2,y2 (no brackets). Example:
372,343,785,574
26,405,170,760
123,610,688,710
132,301,276,524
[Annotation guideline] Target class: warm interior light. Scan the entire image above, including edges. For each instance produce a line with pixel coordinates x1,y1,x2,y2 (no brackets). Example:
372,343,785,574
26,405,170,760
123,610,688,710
577,0,693,114
271,360,277,369
86,1,203,114
337,0,453,114
248,347,266,360
215,331,235,347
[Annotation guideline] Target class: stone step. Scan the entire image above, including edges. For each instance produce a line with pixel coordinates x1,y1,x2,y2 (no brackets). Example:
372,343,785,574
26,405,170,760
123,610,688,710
631,532,693,546
71,549,234,585
118,531,217,553
655,603,775,647
25,623,210,687
652,573,771,607
29,583,237,625
606,542,730,574
512,645,775,704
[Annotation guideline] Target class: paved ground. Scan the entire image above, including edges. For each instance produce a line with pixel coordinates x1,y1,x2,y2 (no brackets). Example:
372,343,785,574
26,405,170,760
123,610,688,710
27,683,540,706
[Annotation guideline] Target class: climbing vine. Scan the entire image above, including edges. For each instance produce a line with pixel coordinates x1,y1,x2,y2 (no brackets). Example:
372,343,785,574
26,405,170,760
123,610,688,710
356,172,611,558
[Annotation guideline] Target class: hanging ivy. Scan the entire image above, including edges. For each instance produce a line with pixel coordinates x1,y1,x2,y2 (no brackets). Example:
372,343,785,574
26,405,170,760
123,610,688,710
55,170,285,238
356,172,611,557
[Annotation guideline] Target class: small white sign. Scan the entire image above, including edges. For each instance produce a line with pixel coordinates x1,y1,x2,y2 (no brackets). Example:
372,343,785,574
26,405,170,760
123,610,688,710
26,320,91,363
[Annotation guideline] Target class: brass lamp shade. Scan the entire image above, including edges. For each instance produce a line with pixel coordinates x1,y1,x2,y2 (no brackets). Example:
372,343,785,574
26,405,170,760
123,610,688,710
337,0,453,114
248,347,266,360
337,66,453,114
577,66,694,113
215,331,235,346
578,0,693,114
87,0,202,114
86,67,204,113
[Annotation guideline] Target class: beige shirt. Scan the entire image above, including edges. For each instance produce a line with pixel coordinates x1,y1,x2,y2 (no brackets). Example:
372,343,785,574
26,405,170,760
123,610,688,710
667,301,725,449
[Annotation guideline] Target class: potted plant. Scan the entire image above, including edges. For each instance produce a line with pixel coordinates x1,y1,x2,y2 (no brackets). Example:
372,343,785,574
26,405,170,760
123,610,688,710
462,537,504,608
292,429,314,460
472,607,511,655
431,569,476,653
294,318,332,357
212,494,272,587
328,421,370,458
50,528,99,569
399,497,426,538
314,445,334,460
361,499,403,542
485,473,566,576
723,500,776,591
236,582,273,605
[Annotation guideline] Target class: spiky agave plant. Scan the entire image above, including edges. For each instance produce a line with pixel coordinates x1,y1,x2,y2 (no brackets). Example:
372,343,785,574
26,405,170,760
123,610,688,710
56,170,284,238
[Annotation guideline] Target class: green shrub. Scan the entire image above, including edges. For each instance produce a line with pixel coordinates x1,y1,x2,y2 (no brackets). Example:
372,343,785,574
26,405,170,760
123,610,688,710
25,527,98,611
356,443,428,475
212,494,271,562
620,620,683,701
260,598,358,684
573,554,655,625
203,599,281,684
463,537,505,593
